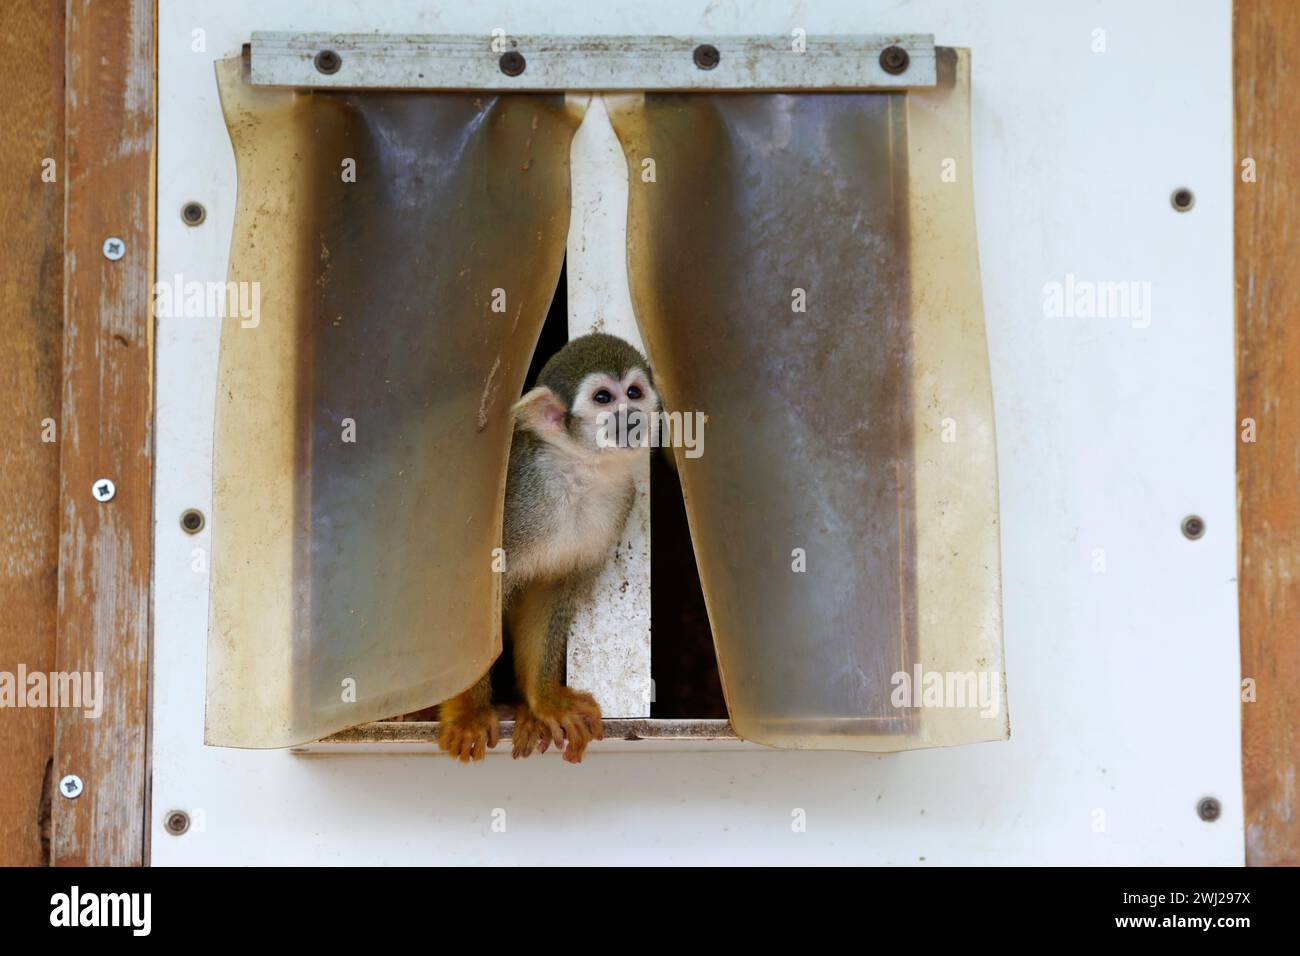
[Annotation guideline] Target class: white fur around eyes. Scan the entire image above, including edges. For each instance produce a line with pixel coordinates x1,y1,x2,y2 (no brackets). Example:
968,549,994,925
568,368,656,423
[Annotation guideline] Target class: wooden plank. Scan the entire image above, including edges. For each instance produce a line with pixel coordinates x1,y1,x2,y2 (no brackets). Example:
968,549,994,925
303,719,753,754
0,0,66,867
1235,0,1300,867
53,0,155,867
565,95,652,717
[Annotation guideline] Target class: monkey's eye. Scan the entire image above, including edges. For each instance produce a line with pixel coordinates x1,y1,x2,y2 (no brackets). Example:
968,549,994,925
593,389,613,405
627,385,643,400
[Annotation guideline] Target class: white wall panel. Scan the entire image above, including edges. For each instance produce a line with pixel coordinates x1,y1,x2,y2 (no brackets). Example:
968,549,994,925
153,0,1240,865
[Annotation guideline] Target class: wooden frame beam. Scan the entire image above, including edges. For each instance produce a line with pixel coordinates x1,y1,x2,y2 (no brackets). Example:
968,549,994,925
52,0,155,867
1235,0,1300,867
0,0,66,868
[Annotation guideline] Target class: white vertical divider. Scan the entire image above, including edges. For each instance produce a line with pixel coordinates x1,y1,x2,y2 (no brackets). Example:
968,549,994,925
563,93,652,717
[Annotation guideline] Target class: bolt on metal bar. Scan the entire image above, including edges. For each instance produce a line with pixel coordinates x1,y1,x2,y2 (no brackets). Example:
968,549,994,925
249,33,937,91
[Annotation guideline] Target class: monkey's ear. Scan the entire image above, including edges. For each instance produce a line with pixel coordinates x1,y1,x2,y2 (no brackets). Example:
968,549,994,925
512,386,567,432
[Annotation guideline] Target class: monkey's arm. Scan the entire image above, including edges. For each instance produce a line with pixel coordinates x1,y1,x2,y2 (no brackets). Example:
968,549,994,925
436,668,499,762
508,571,604,762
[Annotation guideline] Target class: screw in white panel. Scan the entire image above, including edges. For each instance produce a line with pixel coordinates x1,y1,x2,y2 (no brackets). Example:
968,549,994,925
1197,796,1222,822
102,237,126,260
92,478,116,502
59,775,84,799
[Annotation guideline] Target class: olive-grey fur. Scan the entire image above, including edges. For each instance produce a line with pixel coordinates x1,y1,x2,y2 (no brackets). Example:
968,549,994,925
502,333,656,604
436,332,656,763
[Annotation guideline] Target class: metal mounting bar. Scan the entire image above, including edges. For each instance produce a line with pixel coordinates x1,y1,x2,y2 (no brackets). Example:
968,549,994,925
249,32,937,91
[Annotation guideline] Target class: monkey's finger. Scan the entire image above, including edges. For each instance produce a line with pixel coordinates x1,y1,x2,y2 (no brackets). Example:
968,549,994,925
545,718,565,748
512,724,536,758
567,708,600,742
561,715,590,748
460,734,478,762
449,735,467,761
567,692,603,741
445,731,463,759
487,721,501,748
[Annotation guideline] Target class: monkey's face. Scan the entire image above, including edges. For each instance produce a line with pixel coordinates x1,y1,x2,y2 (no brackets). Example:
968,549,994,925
515,333,659,462
566,368,659,458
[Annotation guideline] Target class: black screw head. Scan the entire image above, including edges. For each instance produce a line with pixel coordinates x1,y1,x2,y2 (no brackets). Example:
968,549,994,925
314,50,341,75
1197,796,1221,822
164,810,191,836
180,509,205,534
1182,514,1206,540
1171,187,1195,212
880,45,910,76
499,51,526,77
181,202,206,227
693,43,721,70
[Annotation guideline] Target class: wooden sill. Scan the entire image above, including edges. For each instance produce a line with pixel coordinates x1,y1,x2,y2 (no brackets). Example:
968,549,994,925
292,718,758,755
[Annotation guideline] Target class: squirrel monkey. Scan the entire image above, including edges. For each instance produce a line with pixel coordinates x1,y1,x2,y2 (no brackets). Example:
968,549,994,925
437,333,658,764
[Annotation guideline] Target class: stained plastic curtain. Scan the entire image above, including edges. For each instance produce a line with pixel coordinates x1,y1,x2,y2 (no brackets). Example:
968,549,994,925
206,48,1003,753
205,56,581,747
608,49,1005,750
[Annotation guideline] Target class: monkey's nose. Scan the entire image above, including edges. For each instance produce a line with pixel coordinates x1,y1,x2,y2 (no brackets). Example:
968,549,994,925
619,409,650,446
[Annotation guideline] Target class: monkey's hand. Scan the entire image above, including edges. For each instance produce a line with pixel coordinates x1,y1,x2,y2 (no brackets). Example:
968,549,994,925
511,688,603,763
437,705,500,762
437,677,500,762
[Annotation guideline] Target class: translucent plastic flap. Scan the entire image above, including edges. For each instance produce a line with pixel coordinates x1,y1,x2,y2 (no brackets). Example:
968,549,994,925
206,56,580,747
609,49,1006,751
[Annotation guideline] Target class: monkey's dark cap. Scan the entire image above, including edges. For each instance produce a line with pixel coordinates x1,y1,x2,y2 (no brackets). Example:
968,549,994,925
537,333,653,405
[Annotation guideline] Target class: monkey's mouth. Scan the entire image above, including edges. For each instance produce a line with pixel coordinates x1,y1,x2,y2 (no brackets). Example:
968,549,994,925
599,436,650,453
